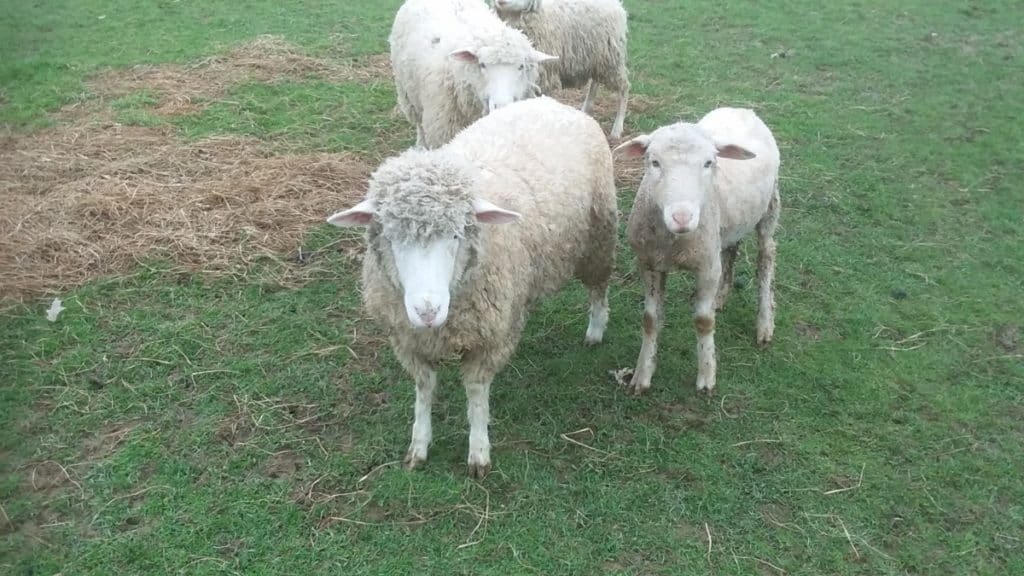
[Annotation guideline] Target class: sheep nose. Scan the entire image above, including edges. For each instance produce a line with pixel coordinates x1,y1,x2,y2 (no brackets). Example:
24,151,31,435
671,209,693,229
417,304,438,327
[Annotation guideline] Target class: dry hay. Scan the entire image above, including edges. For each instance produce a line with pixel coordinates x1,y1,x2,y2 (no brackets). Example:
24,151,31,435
0,120,371,301
83,35,391,117
0,36,395,301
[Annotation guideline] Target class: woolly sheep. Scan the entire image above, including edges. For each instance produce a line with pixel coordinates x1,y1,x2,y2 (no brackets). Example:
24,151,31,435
491,0,630,138
327,96,618,477
613,107,781,394
389,0,558,149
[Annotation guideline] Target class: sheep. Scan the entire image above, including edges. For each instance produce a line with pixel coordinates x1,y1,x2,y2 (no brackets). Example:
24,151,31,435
490,0,630,139
327,96,618,477
389,0,558,149
613,107,781,395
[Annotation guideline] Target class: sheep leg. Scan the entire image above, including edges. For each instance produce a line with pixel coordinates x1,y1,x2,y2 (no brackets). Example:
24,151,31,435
715,244,740,310
415,125,426,149
402,358,437,469
755,185,780,346
610,83,629,139
694,257,722,393
581,79,598,115
584,284,610,345
629,269,667,395
461,360,498,478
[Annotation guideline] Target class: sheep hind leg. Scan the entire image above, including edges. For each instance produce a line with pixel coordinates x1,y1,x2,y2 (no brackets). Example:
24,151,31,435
755,184,781,346
715,243,740,310
461,356,502,479
584,283,610,346
581,79,598,115
402,358,437,469
610,82,629,139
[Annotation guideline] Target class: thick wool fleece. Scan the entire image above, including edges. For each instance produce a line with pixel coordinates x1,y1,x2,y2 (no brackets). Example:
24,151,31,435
389,0,544,149
360,96,617,367
494,0,629,93
628,108,781,271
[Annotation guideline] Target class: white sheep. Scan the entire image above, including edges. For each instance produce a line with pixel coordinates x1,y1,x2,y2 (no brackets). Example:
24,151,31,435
491,0,630,138
389,0,558,149
327,96,618,477
613,107,781,394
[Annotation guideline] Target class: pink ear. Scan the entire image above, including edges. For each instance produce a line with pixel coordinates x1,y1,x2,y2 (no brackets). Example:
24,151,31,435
612,135,650,159
716,144,756,160
326,199,376,227
450,49,478,63
472,198,521,224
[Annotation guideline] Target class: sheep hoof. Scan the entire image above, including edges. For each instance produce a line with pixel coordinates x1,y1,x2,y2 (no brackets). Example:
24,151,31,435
467,462,491,479
626,377,650,396
584,332,603,346
756,330,773,347
695,377,716,395
404,451,426,470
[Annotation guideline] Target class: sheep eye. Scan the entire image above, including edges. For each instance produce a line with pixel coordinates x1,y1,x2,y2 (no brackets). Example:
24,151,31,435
479,63,487,70
518,64,524,71
650,159,660,169
703,160,713,168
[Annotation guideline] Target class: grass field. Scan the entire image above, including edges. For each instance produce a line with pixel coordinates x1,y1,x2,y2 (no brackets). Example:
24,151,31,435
2,1,1023,574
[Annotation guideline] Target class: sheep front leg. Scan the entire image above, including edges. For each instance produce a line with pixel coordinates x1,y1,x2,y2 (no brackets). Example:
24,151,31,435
629,269,666,395
755,185,780,346
581,79,598,115
694,258,722,393
401,357,437,469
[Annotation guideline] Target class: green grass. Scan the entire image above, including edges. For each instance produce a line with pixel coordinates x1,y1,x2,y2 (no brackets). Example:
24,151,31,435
173,79,406,153
2,0,1023,575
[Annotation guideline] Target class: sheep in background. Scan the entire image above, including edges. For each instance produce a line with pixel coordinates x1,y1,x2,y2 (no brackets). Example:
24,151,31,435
389,0,558,149
614,107,781,394
491,0,630,138
327,96,618,477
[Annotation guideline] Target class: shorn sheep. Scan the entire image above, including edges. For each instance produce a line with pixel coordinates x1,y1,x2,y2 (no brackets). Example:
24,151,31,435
613,107,781,394
327,96,618,477
491,0,630,138
389,0,558,149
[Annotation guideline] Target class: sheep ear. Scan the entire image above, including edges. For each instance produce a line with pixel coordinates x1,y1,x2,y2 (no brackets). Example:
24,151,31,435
531,49,559,63
450,49,479,63
716,144,756,160
612,135,650,158
327,199,376,227
472,198,521,224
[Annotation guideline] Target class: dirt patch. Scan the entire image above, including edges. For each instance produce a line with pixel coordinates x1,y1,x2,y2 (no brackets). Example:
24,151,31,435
81,420,140,459
260,449,305,479
0,121,372,300
794,321,822,341
83,35,391,118
215,412,254,447
994,325,1019,352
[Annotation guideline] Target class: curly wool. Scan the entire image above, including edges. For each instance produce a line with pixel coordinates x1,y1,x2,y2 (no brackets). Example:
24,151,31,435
366,150,478,245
